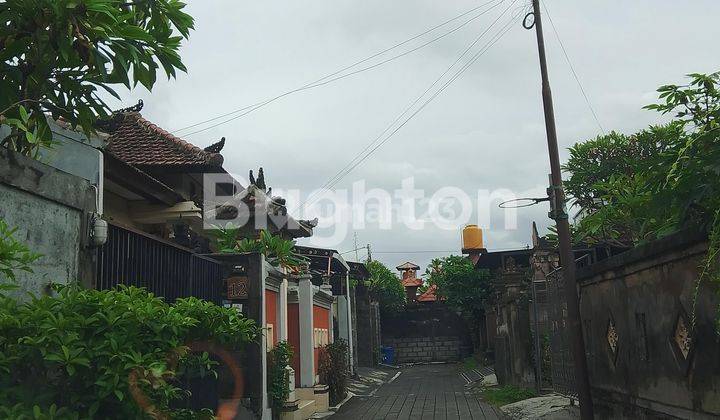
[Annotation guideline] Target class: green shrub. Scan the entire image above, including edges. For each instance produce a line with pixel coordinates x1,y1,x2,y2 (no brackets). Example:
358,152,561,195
318,339,349,406
210,226,307,272
0,285,259,418
267,341,293,414
0,218,41,283
481,385,536,407
365,261,405,316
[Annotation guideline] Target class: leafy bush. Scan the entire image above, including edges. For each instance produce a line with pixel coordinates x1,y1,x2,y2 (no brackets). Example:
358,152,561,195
564,71,720,247
425,256,493,350
0,218,41,283
210,226,307,271
0,285,259,418
365,260,405,316
563,71,720,330
318,339,349,406
267,341,293,414
0,0,194,156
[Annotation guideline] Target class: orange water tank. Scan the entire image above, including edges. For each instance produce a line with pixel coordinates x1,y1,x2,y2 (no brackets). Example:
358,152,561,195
462,224,484,252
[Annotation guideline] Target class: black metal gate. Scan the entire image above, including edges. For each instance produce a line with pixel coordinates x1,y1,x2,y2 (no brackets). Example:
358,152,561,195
545,269,577,397
96,222,222,304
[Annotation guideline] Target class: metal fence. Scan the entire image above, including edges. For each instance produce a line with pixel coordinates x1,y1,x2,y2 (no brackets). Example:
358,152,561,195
545,269,577,397
97,222,223,304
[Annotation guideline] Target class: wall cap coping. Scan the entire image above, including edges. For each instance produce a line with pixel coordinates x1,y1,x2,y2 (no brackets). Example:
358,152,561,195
576,226,708,282
313,290,334,308
0,147,95,212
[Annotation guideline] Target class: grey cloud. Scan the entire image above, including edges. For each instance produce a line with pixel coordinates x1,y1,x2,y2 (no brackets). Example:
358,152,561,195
101,0,720,272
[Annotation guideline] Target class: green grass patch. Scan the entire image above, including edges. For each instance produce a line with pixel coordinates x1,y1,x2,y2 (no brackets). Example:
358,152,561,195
481,385,536,406
461,356,479,371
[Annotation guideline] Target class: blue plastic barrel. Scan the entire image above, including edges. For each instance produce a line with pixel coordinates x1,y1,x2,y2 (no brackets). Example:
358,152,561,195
381,346,395,365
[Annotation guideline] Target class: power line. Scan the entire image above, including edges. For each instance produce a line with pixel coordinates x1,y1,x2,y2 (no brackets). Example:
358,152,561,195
294,2,522,213
172,0,505,137
542,1,605,134
178,2,503,137
297,20,518,213
293,2,519,213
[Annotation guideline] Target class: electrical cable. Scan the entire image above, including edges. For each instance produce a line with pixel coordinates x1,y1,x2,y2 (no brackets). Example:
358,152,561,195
542,1,605,134
172,0,505,136
294,2,522,213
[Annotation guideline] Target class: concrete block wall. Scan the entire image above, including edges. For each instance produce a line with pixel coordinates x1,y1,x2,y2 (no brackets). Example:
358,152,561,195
0,148,96,298
384,335,462,364
575,228,720,419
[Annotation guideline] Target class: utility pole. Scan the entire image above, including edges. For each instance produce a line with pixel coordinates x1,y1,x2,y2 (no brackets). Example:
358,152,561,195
353,232,360,261
528,0,594,418
366,244,372,262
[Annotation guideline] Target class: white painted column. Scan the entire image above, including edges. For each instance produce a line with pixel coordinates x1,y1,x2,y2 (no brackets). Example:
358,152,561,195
278,278,288,342
298,275,315,387
328,300,335,343
337,272,355,376
345,272,355,376
257,258,271,420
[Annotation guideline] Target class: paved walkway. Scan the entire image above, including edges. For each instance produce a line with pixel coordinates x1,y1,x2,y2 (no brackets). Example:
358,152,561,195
332,364,505,419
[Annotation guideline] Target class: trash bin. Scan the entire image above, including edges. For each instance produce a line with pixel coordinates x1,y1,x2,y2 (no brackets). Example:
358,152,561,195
380,346,395,365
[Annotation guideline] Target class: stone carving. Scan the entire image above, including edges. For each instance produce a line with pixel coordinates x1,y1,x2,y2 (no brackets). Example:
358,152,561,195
607,318,619,359
505,256,518,272
674,314,692,359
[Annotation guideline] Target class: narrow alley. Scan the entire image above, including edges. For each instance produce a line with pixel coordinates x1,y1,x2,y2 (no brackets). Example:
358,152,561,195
332,364,505,419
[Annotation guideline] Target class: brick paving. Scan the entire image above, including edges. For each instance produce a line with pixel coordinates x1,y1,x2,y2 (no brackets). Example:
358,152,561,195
332,364,505,419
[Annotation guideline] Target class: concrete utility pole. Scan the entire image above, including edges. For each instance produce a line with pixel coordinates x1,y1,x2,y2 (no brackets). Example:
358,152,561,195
366,244,372,262
528,0,594,418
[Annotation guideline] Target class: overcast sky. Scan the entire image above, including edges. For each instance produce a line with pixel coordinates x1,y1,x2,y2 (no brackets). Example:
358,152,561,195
104,0,719,275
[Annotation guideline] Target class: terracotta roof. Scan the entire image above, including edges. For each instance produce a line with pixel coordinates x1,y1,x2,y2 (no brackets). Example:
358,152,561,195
396,261,420,270
417,284,442,302
104,112,224,168
402,277,423,287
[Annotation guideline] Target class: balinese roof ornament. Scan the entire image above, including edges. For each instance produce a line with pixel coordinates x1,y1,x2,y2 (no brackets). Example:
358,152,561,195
204,136,225,153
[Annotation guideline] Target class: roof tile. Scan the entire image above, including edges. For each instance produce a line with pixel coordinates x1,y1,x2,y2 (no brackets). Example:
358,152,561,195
105,112,224,168
417,284,441,302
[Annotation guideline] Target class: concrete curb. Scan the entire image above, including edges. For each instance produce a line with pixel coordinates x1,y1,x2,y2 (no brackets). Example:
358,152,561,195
328,392,354,412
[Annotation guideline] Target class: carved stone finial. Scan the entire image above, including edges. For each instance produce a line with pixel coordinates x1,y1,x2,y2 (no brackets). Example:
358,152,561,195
256,167,266,191
204,136,225,153
114,99,144,114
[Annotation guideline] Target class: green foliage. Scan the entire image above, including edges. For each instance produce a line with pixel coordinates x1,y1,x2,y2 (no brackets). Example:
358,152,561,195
460,356,478,371
0,0,194,156
425,256,493,314
237,230,306,271
693,210,720,332
0,285,259,418
563,71,720,332
564,72,720,246
267,341,293,413
480,385,536,407
318,339,349,406
210,226,307,271
425,256,492,351
563,124,682,215
365,260,405,315
0,219,41,283
645,71,720,130
209,223,241,253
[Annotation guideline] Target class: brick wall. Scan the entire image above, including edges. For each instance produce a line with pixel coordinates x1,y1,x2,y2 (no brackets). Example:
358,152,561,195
384,335,463,363
381,303,471,364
